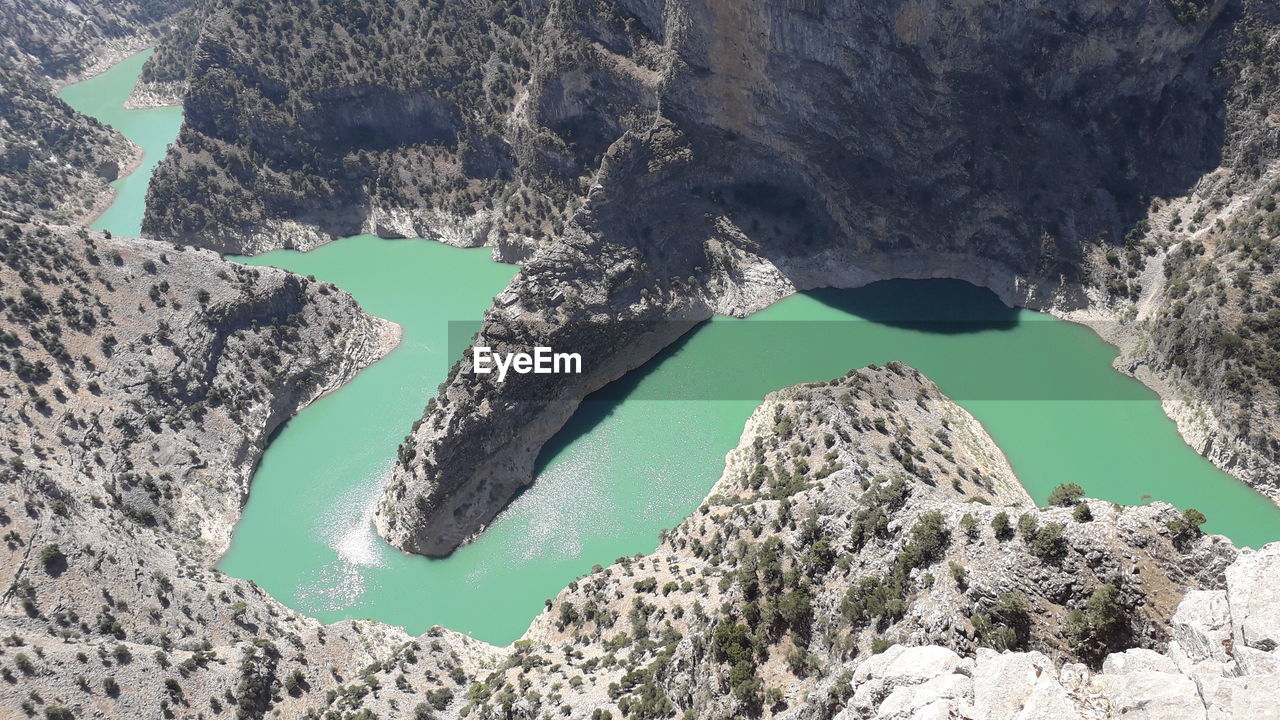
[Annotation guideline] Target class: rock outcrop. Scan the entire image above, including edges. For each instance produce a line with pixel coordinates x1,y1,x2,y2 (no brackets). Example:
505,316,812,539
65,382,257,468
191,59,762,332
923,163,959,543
832,543,1280,719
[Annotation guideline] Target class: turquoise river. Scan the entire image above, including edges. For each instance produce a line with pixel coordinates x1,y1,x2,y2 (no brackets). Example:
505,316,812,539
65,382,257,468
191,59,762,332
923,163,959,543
62,51,1280,646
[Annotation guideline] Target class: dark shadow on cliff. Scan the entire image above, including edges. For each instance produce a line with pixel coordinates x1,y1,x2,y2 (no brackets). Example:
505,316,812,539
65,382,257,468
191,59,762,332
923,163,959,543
806,279,1021,335
531,323,705,477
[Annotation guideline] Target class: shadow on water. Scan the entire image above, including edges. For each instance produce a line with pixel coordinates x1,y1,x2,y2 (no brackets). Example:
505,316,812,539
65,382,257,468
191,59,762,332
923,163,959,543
534,278,1018,476
805,279,1021,334
532,323,707,476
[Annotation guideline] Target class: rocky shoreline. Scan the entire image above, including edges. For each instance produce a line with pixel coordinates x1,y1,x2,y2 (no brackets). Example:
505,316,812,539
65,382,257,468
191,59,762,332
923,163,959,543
73,140,146,229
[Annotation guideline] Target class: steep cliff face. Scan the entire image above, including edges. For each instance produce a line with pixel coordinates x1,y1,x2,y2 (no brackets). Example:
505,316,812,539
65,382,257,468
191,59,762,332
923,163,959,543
1106,9,1280,504
143,0,565,254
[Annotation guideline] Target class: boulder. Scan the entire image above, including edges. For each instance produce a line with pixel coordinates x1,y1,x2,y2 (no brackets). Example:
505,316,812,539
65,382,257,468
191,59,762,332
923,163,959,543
1193,674,1280,720
1225,544,1280,654
1092,671,1207,720
972,649,1083,720
1103,648,1181,675
1169,590,1233,668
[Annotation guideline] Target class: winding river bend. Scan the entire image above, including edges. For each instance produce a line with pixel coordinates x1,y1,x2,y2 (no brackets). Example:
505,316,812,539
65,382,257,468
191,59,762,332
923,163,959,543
62,52,1280,646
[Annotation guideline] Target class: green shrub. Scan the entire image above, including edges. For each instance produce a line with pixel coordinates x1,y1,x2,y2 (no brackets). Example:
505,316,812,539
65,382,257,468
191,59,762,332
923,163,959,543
1064,584,1126,663
778,589,813,636
1031,522,1067,563
991,512,1012,540
841,574,906,628
897,511,950,571
1167,508,1207,539
712,623,754,665
1047,483,1085,507
39,543,64,569
971,592,1030,650
1016,513,1039,540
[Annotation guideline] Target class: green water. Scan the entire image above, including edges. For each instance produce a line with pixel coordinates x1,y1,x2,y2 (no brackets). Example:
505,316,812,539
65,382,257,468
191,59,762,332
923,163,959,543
62,53,1280,647
58,49,183,237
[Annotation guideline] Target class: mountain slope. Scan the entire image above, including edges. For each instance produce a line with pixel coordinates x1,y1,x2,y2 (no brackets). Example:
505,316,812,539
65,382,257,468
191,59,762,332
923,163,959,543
0,45,139,223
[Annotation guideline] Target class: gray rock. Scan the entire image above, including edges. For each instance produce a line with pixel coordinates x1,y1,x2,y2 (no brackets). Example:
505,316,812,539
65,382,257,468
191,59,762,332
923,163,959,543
1103,648,1182,675
1092,671,1207,720
1171,590,1234,667
1194,674,1280,720
972,649,1083,720
1226,545,1280,653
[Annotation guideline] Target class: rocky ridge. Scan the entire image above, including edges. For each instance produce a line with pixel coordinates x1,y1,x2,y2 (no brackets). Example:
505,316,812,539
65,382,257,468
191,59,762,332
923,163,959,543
440,364,1253,719
0,219,502,720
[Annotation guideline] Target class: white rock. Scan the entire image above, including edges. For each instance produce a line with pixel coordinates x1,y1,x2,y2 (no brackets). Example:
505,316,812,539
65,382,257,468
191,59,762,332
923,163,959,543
1194,674,1280,720
1226,544,1280,654
972,649,1083,720
877,672,973,719
1103,648,1181,674
1231,646,1280,676
851,645,967,716
853,645,965,686
1092,671,1207,720
1171,590,1234,665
